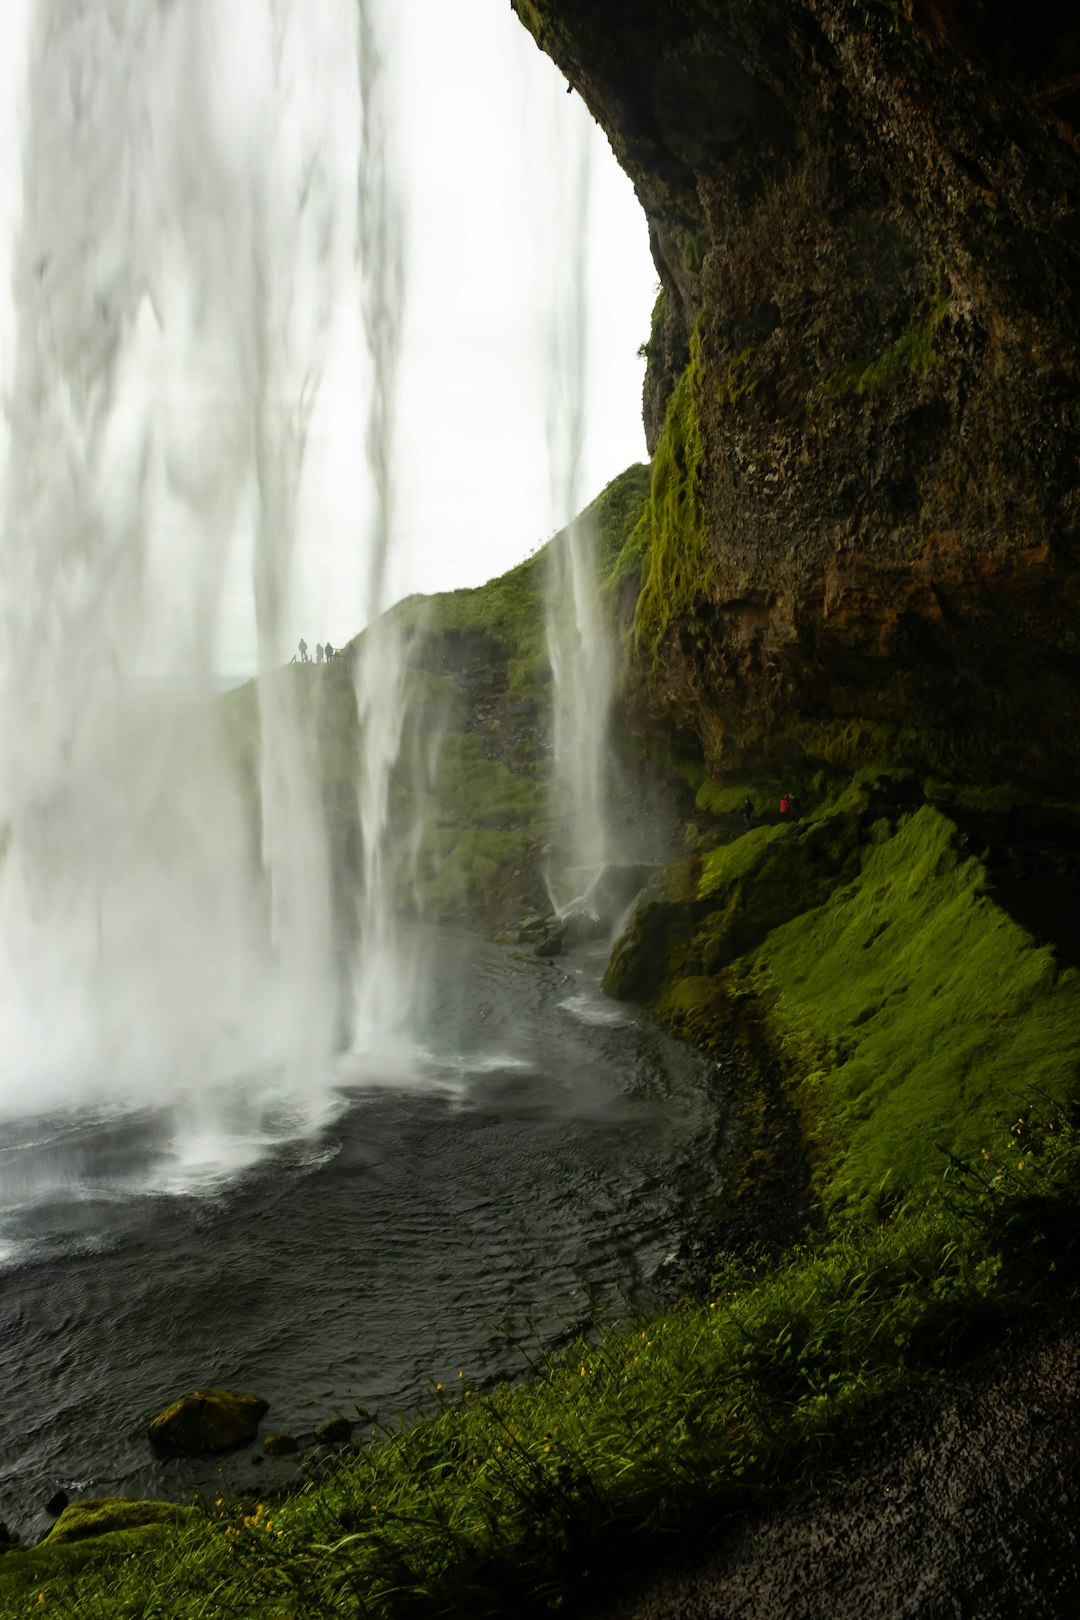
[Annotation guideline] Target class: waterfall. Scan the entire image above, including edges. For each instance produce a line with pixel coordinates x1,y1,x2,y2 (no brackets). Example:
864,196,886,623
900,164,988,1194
540,95,618,918
0,1,404,1158
347,0,415,1059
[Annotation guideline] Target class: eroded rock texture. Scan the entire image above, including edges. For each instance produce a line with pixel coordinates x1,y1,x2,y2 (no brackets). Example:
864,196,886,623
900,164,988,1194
512,0,1080,785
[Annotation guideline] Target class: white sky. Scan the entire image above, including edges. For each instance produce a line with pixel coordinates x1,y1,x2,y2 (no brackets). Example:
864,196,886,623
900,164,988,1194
0,0,657,675
289,0,657,662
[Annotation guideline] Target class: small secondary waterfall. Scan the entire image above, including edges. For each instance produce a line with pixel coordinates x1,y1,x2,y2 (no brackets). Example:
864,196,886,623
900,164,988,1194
0,1,409,1156
540,98,619,918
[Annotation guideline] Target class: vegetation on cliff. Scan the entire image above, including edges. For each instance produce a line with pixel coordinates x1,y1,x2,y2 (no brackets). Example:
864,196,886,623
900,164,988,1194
219,465,650,931
628,330,709,649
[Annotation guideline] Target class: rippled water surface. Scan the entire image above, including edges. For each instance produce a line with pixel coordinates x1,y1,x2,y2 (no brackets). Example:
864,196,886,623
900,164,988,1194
0,933,726,1537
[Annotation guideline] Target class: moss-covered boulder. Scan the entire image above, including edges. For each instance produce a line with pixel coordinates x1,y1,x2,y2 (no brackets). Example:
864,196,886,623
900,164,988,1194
147,1389,268,1456
44,1499,190,1545
315,1416,353,1446
603,897,703,1000
263,1432,299,1456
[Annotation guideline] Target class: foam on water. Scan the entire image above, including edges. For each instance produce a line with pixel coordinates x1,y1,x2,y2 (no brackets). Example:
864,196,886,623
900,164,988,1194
557,991,636,1028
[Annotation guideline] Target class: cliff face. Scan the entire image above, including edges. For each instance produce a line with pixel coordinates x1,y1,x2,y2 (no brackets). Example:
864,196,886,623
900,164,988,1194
512,0,1080,787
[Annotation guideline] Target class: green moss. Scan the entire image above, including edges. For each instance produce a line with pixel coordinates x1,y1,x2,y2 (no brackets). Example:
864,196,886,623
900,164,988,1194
694,778,780,815
636,286,667,361
0,1523,176,1608
604,499,652,593
608,786,1080,1220
395,463,648,689
812,292,951,408
788,717,918,776
715,345,762,409
603,898,697,1000
45,1500,190,1545
688,813,864,979
604,809,866,1004
753,807,1080,1207
698,823,786,895
147,1389,268,1456
633,331,710,649
681,231,707,274
922,778,1030,814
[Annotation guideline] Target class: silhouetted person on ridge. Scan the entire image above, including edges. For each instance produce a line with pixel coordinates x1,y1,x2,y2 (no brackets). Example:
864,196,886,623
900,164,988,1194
779,793,791,819
316,643,324,664
298,638,309,663
789,794,803,821
324,641,335,661
740,796,754,826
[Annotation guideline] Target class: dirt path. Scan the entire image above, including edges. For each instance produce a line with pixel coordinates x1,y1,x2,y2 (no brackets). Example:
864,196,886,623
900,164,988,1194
587,1308,1080,1619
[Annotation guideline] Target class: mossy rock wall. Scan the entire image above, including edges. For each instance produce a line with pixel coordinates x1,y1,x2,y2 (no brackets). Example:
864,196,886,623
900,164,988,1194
513,0,1080,792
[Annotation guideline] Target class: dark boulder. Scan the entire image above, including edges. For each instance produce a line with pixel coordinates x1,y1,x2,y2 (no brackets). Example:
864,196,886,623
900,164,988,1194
263,1432,300,1457
148,1389,269,1456
45,1489,68,1517
533,923,567,957
315,1416,353,1446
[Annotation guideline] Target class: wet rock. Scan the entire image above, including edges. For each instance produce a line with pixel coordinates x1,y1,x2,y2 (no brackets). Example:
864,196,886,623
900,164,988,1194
603,899,699,1001
516,910,557,945
560,905,607,946
45,1490,68,1517
263,1431,300,1457
583,862,660,927
45,1498,189,1545
315,1416,353,1446
148,1389,269,1456
533,922,567,957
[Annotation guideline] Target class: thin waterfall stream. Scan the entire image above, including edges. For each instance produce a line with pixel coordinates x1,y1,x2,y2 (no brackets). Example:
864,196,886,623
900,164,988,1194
542,94,620,920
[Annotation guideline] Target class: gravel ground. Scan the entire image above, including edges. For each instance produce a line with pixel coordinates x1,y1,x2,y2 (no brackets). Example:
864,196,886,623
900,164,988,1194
587,1307,1080,1620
